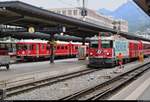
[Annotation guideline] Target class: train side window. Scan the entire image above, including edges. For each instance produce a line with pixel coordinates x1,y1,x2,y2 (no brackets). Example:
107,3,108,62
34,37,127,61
61,46,64,50
23,45,27,50
46,45,50,50
41,44,44,49
65,46,68,49
29,45,33,50
57,46,60,50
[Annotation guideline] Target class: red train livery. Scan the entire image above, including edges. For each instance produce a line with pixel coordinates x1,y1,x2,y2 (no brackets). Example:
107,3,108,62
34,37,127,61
88,35,150,68
16,40,88,61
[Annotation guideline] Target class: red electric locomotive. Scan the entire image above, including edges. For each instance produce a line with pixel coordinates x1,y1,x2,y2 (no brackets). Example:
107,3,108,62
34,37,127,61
88,34,150,68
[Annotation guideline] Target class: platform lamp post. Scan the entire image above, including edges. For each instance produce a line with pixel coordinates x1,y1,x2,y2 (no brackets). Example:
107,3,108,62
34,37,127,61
82,37,86,45
49,34,55,64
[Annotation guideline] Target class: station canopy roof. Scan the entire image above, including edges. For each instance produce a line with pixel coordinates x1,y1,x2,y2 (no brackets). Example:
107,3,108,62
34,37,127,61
0,1,150,42
0,32,90,42
134,0,150,16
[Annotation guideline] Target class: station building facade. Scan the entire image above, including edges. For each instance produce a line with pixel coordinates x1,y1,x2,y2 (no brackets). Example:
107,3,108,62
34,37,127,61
49,8,128,32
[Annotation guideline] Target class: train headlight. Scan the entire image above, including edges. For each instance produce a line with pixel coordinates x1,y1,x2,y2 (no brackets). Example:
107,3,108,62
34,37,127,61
90,52,93,56
22,51,25,54
106,52,110,56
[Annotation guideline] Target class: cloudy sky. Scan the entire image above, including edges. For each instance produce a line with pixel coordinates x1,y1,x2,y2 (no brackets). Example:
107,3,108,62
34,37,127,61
0,0,129,11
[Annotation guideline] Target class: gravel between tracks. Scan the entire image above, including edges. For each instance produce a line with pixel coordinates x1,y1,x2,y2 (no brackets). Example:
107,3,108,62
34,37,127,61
6,58,150,100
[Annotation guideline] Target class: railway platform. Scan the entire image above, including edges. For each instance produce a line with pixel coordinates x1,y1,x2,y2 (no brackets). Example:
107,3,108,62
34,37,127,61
0,58,88,81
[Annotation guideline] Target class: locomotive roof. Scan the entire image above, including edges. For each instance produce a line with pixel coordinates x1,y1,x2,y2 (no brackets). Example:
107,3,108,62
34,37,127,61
90,35,127,41
141,40,150,44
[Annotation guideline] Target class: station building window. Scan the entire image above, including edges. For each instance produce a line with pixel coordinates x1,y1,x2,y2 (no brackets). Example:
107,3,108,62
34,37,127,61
73,10,78,16
57,10,61,14
68,10,72,15
62,10,66,15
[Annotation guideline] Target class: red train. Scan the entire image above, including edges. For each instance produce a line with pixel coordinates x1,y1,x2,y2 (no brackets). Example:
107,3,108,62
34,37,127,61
88,34,150,68
16,40,89,61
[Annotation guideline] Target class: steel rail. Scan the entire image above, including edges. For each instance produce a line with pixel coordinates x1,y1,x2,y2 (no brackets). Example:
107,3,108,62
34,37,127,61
0,68,100,100
60,62,150,100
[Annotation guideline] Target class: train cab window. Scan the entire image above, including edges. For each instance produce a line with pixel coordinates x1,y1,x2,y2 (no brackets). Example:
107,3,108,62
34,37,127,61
102,40,113,48
90,41,98,48
90,40,113,48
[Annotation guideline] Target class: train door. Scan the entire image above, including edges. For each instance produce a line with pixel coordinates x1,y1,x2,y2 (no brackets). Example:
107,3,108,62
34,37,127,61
36,44,39,57
27,44,30,56
68,43,72,56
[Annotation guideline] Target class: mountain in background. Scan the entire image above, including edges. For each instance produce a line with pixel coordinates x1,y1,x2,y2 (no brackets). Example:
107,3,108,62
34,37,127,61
98,0,150,32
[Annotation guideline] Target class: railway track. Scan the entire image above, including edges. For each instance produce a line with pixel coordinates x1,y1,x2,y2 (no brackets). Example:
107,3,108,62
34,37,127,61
0,68,99,100
60,62,150,100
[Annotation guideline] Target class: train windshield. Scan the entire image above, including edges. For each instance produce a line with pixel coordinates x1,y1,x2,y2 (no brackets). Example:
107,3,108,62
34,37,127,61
90,40,113,48
17,44,28,50
90,41,98,48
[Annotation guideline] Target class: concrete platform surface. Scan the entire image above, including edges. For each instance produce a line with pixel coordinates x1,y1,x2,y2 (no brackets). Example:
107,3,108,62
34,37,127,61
0,58,88,80
109,59,150,100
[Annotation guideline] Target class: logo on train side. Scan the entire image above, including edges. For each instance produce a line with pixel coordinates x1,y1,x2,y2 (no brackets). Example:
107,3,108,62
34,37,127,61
97,50,102,54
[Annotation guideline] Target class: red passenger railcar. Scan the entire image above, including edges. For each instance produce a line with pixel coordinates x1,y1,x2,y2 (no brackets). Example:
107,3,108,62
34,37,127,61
142,41,150,56
16,40,89,61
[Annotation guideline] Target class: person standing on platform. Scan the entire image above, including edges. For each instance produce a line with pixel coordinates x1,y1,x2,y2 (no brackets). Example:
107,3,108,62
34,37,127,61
117,53,124,72
113,53,124,73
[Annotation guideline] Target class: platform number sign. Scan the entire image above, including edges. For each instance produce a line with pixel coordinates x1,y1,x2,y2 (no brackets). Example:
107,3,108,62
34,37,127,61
28,27,35,33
